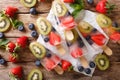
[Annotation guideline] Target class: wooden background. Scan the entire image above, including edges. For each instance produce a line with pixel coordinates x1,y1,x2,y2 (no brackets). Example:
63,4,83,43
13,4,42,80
0,0,120,80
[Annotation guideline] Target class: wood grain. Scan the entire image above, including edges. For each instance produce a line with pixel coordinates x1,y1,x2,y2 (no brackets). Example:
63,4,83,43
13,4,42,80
0,0,120,80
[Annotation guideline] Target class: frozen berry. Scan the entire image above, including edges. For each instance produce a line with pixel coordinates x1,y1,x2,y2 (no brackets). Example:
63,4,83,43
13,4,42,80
112,21,119,28
86,35,91,40
88,39,93,45
67,42,72,47
0,58,6,65
89,61,96,68
30,8,38,15
35,60,41,66
84,68,91,74
18,25,24,31
0,32,4,39
92,28,97,32
87,0,94,5
78,66,84,72
51,27,56,32
78,41,84,48
31,30,38,37
44,37,49,42
46,53,52,58
29,23,35,30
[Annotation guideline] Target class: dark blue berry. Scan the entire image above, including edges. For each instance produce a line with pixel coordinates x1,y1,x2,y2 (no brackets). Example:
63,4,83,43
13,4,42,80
29,23,35,30
44,37,49,42
51,27,56,32
87,39,93,45
0,32,4,39
112,21,119,28
30,8,38,15
46,53,52,58
67,42,72,47
89,61,96,68
18,25,24,31
78,66,84,72
35,60,41,66
78,41,84,48
92,28,97,33
84,68,91,74
0,58,6,65
31,30,38,37
87,0,94,5
86,35,91,40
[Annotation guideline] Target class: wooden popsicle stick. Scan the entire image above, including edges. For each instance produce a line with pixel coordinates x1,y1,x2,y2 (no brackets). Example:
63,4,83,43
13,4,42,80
56,44,66,55
54,65,64,75
102,45,112,56
117,40,120,44
79,56,89,68
65,30,74,41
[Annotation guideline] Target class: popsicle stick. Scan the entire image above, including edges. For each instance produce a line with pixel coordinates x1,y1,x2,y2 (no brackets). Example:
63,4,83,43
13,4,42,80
102,45,113,56
54,65,64,75
65,30,74,41
56,44,66,55
79,56,89,68
117,40,120,44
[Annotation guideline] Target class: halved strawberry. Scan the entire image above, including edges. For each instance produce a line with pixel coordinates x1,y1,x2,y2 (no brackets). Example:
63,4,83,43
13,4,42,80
71,48,83,58
9,53,19,63
61,60,71,71
110,32,120,42
6,42,16,53
45,59,56,70
49,32,61,46
91,34,105,46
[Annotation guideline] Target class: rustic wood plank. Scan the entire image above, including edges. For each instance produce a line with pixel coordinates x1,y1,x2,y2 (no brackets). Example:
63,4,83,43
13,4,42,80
0,0,52,13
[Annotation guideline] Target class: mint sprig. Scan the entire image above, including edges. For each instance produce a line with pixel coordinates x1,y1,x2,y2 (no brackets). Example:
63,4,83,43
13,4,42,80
0,39,9,48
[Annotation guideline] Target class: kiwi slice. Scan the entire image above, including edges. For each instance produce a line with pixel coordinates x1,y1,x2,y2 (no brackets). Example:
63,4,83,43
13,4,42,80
20,0,37,8
28,69,43,80
36,17,52,36
29,42,46,59
96,14,112,28
52,0,68,17
0,14,10,32
95,54,109,70
78,21,93,34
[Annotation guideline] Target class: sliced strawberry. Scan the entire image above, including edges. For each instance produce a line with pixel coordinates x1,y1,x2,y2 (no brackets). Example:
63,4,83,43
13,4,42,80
6,42,16,53
5,6,18,17
61,16,74,24
49,32,61,46
45,59,56,70
63,0,74,3
110,32,120,42
71,48,83,58
61,60,71,71
9,53,19,63
10,66,23,78
91,34,105,46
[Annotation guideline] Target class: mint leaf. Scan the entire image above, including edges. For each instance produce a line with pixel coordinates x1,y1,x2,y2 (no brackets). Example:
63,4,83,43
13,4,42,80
0,39,9,47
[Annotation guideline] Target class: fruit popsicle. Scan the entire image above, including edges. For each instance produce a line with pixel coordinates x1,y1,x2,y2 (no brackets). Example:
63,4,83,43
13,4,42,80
36,17,68,56
96,14,120,44
29,42,64,75
78,21,112,56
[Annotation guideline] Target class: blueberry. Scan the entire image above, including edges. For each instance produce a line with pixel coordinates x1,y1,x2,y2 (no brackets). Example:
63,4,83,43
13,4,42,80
89,61,96,68
18,25,24,31
44,37,49,42
35,60,41,66
46,53,52,58
78,66,84,72
0,32,4,39
0,58,6,65
86,35,91,40
51,27,56,32
87,0,94,5
87,39,93,45
92,28,97,33
112,21,119,28
78,41,84,48
67,42,72,47
29,23,35,30
30,8,38,15
31,30,38,37
84,68,91,74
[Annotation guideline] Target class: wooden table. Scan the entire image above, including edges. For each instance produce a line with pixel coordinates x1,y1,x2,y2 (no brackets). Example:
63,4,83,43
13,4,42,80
0,0,120,80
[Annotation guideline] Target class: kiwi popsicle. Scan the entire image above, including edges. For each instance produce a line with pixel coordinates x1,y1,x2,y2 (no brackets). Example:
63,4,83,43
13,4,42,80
77,21,112,56
96,14,120,44
29,42,64,75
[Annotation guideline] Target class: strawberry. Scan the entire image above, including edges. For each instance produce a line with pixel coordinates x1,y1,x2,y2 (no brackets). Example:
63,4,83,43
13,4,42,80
49,32,61,46
61,60,71,71
110,32,120,42
16,36,28,48
63,0,74,3
9,53,19,63
6,42,16,53
96,0,115,14
5,6,18,17
71,48,83,58
45,58,56,70
10,66,23,78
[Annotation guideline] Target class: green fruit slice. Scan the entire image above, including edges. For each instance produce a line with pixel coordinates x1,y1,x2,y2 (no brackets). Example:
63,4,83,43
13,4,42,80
28,69,42,80
36,17,52,35
52,0,68,17
96,14,112,28
20,0,37,8
29,42,46,59
78,21,93,34
95,54,109,71
0,14,10,32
